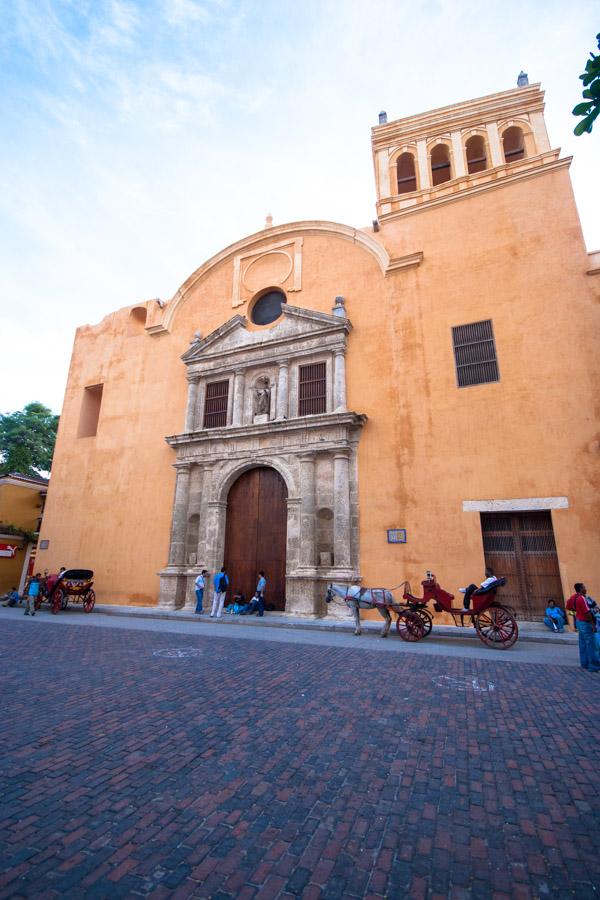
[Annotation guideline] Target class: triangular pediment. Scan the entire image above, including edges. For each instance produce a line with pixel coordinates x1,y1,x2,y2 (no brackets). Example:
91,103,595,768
181,304,351,364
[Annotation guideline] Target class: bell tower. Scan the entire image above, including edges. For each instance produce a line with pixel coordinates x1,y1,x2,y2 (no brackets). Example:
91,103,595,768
371,81,560,224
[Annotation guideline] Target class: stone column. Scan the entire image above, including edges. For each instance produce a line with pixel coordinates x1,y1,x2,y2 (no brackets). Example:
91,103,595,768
377,149,391,197
486,121,504,167
195,465,212,567
168,463,191,566
333,451,351,569
451,131,466,178
184,376,200,432
276,362,289,419
333,350,347,411
232,370,245,426
299,453,316,567
416,139,431,190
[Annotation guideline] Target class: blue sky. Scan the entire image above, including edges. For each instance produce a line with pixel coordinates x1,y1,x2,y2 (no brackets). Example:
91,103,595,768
1,0,599,413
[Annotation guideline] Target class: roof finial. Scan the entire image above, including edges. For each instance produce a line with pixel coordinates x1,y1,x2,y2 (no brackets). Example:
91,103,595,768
265,213,273,228
517,71,529,87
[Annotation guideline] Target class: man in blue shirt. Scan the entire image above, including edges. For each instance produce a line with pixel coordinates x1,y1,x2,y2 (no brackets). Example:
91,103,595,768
544,599,566,633
255,571,267,617
210,567,229,618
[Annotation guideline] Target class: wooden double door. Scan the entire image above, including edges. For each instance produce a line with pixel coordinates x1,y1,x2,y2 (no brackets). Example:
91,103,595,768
481,511,563,620
223,467,287,610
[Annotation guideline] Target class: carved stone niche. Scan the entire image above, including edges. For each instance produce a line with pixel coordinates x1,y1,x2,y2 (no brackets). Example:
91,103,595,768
158,303,367,617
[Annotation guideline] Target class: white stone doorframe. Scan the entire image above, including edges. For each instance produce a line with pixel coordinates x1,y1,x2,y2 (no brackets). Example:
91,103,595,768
158,301,367,614
158,437,364,615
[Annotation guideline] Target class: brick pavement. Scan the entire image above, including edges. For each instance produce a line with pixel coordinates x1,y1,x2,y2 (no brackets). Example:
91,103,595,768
0,618,598,899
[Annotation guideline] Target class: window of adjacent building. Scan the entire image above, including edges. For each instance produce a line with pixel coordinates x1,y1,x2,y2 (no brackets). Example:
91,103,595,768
203,380,229,428
396,152,417,194
250,290,286,325
77,384,104,437
451,320,499,388
502,126,526,163
430,144,452,186
465,135,488,174
299,362,327,416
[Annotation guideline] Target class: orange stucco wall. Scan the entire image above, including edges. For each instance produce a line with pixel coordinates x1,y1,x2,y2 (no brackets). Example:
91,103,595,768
38,159,600,610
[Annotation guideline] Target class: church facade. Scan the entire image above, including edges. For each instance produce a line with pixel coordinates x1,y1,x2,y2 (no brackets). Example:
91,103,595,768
39,81,600,620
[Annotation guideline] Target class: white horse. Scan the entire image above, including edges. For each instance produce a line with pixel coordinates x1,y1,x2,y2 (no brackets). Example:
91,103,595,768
326,583,395,637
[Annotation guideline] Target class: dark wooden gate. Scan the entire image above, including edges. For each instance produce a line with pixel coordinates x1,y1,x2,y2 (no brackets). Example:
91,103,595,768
224,467,287,610
481,511,563,620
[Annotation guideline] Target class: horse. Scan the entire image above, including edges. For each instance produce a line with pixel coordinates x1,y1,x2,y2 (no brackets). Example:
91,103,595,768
326,583,395,637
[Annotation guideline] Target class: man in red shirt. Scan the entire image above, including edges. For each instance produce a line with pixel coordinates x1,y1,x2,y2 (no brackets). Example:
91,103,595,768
567,583,600,672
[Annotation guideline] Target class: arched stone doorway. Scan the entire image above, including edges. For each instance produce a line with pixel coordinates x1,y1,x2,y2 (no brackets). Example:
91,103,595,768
224,467,287,610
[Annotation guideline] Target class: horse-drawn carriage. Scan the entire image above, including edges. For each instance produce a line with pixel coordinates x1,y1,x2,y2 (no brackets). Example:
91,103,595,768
326,572,519,649
35,569,96,615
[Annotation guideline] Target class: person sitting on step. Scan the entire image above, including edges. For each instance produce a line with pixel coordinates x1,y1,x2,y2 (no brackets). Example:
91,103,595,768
543,599,567,633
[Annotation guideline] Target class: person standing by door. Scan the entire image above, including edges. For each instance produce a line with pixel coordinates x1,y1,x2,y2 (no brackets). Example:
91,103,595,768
194,569,208,614
211,567,229,619
256,570,267,617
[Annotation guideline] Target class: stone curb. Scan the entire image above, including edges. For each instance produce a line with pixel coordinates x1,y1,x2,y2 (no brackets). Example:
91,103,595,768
93,604,578,646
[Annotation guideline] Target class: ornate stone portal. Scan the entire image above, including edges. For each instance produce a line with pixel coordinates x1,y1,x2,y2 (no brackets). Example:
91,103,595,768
158,301,366,615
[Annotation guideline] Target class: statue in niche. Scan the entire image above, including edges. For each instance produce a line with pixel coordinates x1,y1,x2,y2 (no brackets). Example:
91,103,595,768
253,378,271,417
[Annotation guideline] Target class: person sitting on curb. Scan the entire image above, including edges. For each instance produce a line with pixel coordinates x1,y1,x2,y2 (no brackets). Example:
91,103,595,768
543,599,566,633
1,587,21,607
240,572,268,617
567,582,600,672
227,591,246,614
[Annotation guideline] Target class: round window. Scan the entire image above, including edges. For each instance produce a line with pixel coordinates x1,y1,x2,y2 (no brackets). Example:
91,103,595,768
250,290,286,325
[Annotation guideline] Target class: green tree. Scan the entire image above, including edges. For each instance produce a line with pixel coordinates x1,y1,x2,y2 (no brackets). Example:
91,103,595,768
0,402,59,477
573,32,600,135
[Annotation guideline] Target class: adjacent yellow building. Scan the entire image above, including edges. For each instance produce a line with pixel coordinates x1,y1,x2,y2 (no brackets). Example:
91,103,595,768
38,81,600,620
0,473,48,594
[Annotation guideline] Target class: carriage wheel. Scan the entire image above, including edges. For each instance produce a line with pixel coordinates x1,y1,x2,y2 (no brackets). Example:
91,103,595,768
51,589,63,615
34,597,42,611
474,605,518,649
83,590,95,614
396,611,426,642
414,609,433,637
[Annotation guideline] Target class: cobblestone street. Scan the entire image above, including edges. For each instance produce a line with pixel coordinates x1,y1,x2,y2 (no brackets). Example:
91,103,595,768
0,615,598,899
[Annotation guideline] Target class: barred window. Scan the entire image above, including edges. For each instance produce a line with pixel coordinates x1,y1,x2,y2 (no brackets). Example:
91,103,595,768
203,380,229,428
451,320,499,387
299,362,326,416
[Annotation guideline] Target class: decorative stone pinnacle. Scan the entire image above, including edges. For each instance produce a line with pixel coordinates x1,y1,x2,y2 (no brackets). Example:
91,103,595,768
332,296,346,317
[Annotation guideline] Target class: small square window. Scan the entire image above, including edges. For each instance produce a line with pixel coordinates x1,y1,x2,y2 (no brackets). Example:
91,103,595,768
452,320,499,387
